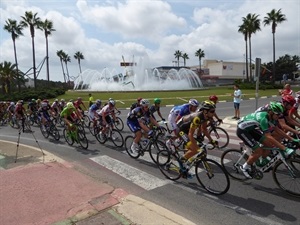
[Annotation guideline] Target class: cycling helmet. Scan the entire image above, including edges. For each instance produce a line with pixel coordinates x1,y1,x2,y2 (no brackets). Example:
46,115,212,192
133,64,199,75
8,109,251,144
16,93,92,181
10,102,15,106
209,95,218,102
77,97,82,101
201,100,216,110
269,102,284,114
282,95,296,105
31,98,36,102
141,99,150,107
66,102,75,109
55,99,58,102
96,99,101,106
154,98,161,104
108,99,115,106
61,99,65,102
188,99,199,107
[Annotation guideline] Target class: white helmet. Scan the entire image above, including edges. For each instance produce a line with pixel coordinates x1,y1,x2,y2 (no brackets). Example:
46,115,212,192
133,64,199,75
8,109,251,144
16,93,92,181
188,99,199,107
141,99,150,107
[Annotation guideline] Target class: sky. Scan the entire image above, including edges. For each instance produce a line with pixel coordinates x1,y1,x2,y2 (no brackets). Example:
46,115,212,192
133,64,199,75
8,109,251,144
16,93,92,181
0,0,299,82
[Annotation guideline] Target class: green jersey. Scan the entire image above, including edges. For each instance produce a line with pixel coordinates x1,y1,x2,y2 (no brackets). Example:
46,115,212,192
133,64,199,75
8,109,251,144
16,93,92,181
60,107,73,117
237,111,276,133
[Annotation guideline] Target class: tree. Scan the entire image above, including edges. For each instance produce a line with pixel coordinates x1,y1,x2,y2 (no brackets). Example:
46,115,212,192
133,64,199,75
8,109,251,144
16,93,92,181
3,19,23,92
174,50,182,67
62,52,71,86
57,50,66,83
241,13,261,82
263,8,287,83
0,61,17,94
74,51,84,73
20,11,42,89
182,53,189,67
238,23,249,82
41,19,55,82
195,49,205,75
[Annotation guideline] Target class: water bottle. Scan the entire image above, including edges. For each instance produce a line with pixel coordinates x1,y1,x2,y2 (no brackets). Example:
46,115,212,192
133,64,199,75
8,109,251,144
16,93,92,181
179,131,188,143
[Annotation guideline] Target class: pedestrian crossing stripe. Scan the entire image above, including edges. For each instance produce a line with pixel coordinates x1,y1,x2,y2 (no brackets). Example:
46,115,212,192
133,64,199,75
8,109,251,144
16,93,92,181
91,155,171,190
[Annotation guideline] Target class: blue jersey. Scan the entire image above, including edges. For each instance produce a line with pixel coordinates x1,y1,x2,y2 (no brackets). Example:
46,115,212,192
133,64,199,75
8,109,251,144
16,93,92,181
170,104,190,117
89,103,100,112
127,107,152,121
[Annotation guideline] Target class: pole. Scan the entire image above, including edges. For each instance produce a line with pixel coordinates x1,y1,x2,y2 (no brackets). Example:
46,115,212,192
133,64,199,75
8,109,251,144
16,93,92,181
255,58,261,109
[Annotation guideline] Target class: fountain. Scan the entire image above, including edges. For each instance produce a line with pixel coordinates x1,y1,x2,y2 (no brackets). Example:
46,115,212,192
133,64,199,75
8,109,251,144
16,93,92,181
73,58,203,91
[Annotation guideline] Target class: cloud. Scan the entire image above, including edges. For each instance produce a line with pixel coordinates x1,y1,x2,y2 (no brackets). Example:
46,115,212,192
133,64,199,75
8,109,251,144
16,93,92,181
0,0,299,82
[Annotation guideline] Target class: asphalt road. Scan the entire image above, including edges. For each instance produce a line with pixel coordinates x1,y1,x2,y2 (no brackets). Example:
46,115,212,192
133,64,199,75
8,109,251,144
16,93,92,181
1,96,299,225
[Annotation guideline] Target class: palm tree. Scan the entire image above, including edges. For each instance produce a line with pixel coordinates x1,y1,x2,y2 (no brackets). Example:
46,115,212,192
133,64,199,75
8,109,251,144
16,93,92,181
74,51,84,73
57,50,66,83
174,50,182,67
20,11,42,89
182,53,189,67
62,53,71,86
241,13,261,82
3,19,23,92
263,9,287,82
0,61,17,94
195,49,205,75
41,19,55,82
238,23,249,82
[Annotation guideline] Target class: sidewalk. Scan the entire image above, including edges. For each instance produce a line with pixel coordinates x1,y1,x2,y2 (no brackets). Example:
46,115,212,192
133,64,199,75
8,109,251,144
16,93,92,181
0,140,196,225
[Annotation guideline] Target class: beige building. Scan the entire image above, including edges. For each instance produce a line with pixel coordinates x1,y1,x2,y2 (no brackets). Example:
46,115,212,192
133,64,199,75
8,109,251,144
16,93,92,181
202,59,247,79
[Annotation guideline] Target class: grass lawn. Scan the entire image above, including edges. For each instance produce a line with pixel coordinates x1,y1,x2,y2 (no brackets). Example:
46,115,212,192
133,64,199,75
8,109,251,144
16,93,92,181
53,86,286,108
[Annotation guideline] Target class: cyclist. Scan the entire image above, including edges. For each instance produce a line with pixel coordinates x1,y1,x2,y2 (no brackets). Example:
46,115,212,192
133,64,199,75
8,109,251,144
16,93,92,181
166,99,199,150
38,101,52,131
130,97,142,111
237,102,295,179
14,100,26,122
206,95,223,123
27,99,38,116
127,99,160,153
88,99,102,128
51,99,60,117
59,99,66,111
60,102,81,131
289,93,300,121
73,97,87,116
98,99,117,138
176,101,217,177
149,98,165,122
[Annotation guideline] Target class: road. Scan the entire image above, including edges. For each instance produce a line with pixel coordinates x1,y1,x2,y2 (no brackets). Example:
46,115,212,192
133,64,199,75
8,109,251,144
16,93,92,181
1,97,299,225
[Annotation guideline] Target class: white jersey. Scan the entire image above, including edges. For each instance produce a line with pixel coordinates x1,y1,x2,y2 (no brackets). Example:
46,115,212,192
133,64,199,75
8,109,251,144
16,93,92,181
99,104,114,116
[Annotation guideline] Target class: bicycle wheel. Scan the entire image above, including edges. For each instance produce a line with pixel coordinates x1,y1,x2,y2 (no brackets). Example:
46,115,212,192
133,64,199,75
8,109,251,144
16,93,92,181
114,117,124,131
50,125,60,141
40,124,50,138
63,128,74,145
124,135,141,158
78,130,89,149
149,140,168,164
110,129,124,147
273,158,300,197
195,158,230,195
157,149,182,180
95,129,108,144
208,127,229,149
88,121,96,136
221,149,248,181
83,115,90,127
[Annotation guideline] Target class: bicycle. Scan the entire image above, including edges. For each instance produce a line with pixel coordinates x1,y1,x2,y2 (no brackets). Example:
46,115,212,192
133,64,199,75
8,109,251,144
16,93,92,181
63,121,89,149
124,128,168,163
111,111,124,131
220,142,300,197
156,143,230,195
198,120,229,150
95,122,124,147
40,119,60,141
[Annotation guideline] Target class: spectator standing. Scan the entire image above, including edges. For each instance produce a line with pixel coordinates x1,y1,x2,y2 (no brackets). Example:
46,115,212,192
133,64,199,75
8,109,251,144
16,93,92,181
232,84,242,120
282,74,287,85
88,93,94,107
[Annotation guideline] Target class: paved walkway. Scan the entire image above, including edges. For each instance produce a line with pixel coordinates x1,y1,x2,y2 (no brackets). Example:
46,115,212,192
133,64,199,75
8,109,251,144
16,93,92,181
0,117,238,225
